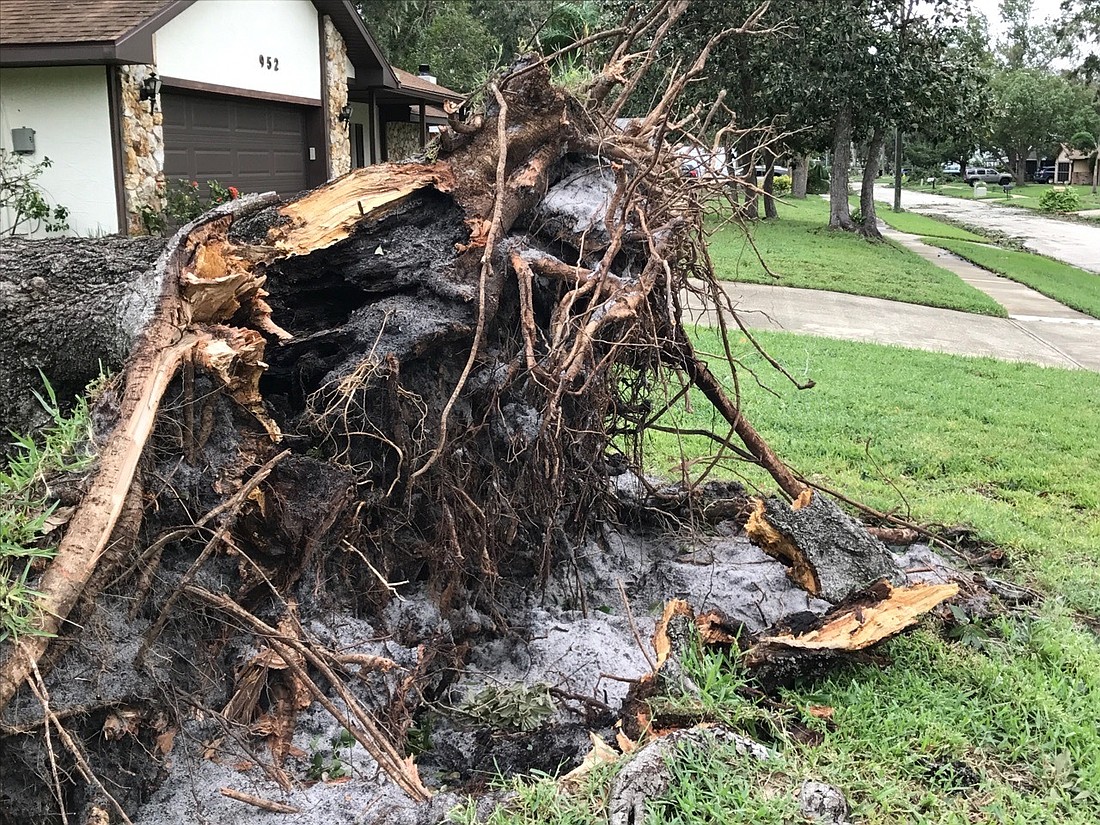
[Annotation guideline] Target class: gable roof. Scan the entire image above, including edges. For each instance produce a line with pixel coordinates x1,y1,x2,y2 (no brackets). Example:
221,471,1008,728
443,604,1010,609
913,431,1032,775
0,0,396,88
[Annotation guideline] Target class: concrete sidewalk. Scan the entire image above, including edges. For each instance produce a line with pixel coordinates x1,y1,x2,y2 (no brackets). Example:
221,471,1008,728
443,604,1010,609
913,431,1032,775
875,185,1100,273
881,226,1091,321
683,281,1100,371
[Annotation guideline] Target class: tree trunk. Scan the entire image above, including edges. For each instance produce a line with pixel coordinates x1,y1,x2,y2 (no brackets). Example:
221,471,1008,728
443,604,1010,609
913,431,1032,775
892,128,903,213
829,106,855,230
859,127,886,240
791,153,809,199
762,161,778,219
0,235,168,436
1092,150,1098,195
1011,149,1027,184
740,144,759,220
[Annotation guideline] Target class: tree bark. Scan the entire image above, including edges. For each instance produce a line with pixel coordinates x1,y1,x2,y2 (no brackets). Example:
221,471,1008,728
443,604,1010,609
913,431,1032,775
892,128,902,213
1011,148,1027,184
0,236,167,436
828,106,855,230
791,153,809,199
859,127,886,239
762,161,778,219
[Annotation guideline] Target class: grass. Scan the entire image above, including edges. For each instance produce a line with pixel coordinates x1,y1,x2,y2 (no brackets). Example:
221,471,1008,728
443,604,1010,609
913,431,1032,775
873,206,989,242
921,239,1100,320
451,331,1100,825
0,376,97,641
709,196,1006,316
646,328,1100,614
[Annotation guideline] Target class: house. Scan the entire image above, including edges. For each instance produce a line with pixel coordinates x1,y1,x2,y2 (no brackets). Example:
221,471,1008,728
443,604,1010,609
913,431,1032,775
0,0,462,237
1053,146,1095,186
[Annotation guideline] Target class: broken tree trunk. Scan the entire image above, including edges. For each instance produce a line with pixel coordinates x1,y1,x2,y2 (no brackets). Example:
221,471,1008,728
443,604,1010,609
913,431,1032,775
746,489,904,603
0,235,168,436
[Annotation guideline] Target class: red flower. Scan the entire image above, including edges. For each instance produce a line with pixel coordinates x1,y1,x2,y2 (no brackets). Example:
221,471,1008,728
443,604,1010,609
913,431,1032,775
190,180,199,189
228,186,240,199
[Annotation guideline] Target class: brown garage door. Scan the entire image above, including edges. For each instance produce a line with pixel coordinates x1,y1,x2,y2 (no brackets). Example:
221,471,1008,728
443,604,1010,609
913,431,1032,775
162,90,309,196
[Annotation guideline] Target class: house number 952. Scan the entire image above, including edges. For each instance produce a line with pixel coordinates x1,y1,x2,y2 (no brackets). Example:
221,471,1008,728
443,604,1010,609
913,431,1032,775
258,55,280,71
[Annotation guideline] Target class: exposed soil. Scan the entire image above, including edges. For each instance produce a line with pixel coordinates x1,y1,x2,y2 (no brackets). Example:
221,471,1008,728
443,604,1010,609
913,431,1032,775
0,458,962,825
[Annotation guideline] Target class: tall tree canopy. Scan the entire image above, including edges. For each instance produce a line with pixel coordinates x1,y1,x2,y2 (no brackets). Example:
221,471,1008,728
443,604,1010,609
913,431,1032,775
357,0,577,91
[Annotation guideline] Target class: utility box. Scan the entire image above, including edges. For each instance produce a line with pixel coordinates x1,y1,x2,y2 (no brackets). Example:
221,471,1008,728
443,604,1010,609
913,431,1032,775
11,127,36,154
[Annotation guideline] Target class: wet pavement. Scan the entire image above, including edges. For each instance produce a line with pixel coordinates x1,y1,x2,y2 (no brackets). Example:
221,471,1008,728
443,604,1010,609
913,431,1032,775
875,185,1100,274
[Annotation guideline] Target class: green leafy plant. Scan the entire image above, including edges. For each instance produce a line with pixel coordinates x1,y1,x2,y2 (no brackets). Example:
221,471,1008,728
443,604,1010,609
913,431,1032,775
772,174,792,197
0,374,98,641
306,728,355,781
1039,186,1082,213
163,178,242,226
0,150,70,236
138,203,167,235
460,682,555,731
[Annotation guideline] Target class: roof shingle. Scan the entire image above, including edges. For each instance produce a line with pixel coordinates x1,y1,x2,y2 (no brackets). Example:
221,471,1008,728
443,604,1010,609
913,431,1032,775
0,0,173,46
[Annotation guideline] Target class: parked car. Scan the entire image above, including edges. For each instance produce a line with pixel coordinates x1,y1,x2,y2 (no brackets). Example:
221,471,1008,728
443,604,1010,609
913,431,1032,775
965,167,1013,186
1034,167,1057,183
754,164,789,178
678,146,733,180
941,162,961,176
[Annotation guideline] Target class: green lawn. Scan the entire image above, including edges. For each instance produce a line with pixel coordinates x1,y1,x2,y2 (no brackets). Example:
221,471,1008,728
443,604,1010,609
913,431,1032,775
923,238,1100,319
711,197,1005,316
475,330,1100,825
873,206,988,242
647,328,1100,612
645,330,1100,823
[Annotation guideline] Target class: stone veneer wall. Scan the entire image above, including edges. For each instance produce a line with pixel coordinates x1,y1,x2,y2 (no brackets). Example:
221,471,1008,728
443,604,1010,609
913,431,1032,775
323,16,351,178
118,65,165,235
385,122,422,162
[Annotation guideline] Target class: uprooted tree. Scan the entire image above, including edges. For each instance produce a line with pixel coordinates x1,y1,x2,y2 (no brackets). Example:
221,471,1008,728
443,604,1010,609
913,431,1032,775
0,2,958,820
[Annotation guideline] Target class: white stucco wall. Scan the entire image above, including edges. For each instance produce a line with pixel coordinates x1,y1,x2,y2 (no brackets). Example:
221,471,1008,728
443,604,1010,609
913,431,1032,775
0,66,118,237
154,0,322,101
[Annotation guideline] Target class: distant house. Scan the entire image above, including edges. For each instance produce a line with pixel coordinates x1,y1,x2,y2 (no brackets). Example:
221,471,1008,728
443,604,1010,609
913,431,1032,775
0,0,461,237
1053,146,1095,186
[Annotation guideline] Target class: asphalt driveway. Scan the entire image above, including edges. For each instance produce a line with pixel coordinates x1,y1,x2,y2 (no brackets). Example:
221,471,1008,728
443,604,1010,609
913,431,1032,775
874,185,1100,274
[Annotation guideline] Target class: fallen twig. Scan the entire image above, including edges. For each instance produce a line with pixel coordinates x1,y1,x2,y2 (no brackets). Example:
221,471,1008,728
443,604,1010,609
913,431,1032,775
219,787,300,814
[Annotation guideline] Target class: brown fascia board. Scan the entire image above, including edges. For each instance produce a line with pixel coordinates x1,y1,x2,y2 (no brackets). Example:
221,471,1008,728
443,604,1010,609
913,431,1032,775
314,0,397,90
0,42,122,66
0,1,194,67
114,0,196,62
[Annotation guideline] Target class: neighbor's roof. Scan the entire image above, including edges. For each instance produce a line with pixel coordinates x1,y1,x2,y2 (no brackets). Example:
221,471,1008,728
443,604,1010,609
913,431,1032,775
392,67,463,101
0,0,395,87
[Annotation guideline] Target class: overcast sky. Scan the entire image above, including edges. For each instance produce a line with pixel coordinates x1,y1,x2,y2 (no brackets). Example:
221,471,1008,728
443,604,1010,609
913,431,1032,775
969,0,1065,38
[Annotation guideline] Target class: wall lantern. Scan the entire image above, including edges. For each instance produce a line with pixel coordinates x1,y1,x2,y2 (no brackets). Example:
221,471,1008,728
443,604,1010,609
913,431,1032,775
138,72,162,115
338,104,353,127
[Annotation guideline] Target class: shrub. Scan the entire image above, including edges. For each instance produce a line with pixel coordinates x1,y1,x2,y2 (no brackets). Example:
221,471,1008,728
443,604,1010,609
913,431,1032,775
1038,186,1082,213
772,174,792,197
806,163,830,194
164,178,242,226
0,151,70,236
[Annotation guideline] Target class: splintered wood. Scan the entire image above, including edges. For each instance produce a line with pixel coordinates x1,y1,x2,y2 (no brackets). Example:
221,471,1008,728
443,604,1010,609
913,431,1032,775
269,163,456,256
745,490,904,603
743,581,959,664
